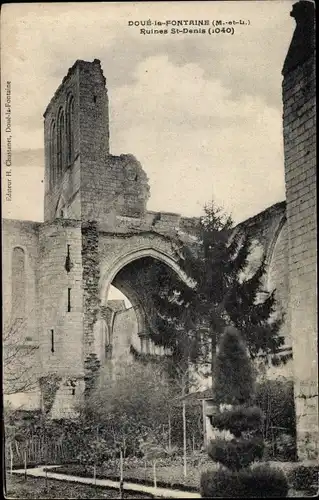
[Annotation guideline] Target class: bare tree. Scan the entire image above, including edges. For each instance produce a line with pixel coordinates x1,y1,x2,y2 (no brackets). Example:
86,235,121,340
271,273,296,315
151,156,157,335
3,317,39,396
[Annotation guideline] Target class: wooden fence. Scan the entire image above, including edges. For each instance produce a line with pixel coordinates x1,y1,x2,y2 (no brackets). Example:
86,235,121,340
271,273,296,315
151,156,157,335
5,436,77,469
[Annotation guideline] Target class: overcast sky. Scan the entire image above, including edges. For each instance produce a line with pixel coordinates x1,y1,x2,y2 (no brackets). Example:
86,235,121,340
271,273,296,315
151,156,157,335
1,1,295,224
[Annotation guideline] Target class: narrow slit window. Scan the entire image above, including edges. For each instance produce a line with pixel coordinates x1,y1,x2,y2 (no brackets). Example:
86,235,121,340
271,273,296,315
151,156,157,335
50,121,56,188
71,381,76,396
67,288,71,312
51,329,55,353
65,244,72,273
66,95,75,164
57,108,65,178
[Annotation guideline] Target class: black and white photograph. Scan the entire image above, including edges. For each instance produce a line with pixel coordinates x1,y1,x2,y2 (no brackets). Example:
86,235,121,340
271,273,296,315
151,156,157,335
1,1,317,498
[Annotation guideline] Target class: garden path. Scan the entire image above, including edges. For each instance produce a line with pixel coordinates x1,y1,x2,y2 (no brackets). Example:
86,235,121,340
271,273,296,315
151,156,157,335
12,465,201,499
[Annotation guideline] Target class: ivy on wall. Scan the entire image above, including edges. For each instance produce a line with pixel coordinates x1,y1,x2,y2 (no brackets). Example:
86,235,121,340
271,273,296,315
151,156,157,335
39,373,62,415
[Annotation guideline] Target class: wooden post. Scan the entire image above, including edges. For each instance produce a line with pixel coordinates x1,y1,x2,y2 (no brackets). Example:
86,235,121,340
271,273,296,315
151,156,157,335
10,443,13,475
119,449,124,499
93,464,96,485
168,414,171,451
153,460,157,489
202,399,206,449
24,449,27,481
183,400,187,478
44,437,48,491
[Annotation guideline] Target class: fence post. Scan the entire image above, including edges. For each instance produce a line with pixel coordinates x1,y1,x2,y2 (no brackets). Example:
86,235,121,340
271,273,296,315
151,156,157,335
119,449,124,499
24,449,27,481
183,400,187,478
168,414,172,451
10,443,13,475
153,460,157,489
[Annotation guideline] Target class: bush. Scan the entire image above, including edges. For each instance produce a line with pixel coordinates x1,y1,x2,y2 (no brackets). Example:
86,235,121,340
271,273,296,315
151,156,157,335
210,406,264,437
201,468,244,497
77,438,114,466
288,465,319,491
207,437,264,470
263,433,297,462
275,433,297,461
243,465,289,497
214,327,255,406
187,449,211,467
255,379,296,438
201,465,289,498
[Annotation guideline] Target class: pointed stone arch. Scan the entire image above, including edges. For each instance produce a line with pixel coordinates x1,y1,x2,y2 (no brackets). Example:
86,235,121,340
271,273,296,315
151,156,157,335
99,246,192,304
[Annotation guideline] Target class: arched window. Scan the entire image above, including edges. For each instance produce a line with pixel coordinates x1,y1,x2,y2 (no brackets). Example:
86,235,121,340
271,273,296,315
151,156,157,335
49,120,56,188
57,108,65,180
66,94,75,164
12,247,26,321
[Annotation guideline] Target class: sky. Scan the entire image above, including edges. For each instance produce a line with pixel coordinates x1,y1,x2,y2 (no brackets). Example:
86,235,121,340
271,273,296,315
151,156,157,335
1,1,296,224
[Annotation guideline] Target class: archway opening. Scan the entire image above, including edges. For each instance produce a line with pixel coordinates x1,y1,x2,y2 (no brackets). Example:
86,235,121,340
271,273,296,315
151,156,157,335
108,284,132,308
100,255,179,369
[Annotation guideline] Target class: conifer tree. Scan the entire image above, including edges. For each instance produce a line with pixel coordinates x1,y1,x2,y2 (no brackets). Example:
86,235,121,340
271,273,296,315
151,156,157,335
147,200,286,375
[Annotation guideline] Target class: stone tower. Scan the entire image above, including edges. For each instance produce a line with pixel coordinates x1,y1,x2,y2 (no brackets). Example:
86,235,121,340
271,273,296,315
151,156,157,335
37,59,152,417
43,59,149,223
43,59,110,221
282,0,317,459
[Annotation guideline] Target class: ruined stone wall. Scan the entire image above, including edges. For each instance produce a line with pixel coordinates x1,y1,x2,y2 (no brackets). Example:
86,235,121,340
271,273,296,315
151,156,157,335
2,219,41,406
282,1,317,459
235,202,287,259
77,60,150,220
267,221,289,341
98,229,183,297
38,219,84,379
44,59,110,222
81,221,100,359
44,65,82,221
81,154,150,222
234,202,291,343
44,59,150,223
2,219,40,342
97,211,183,238
111,307,140,374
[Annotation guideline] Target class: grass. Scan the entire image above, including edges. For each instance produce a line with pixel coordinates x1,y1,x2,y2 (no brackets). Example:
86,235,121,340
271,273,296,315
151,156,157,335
4,473,154,499
49,463,204,491
49,460,318,497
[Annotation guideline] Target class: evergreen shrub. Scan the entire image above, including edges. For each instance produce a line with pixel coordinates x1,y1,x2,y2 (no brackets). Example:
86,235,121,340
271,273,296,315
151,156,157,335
200,327,288,497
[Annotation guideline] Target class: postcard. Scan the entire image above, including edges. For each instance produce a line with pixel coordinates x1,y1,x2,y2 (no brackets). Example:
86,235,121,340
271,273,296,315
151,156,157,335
2,1,317,498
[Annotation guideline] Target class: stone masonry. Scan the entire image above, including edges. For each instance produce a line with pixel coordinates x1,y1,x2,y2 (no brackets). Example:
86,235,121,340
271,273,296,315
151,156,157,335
282,0,317,459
